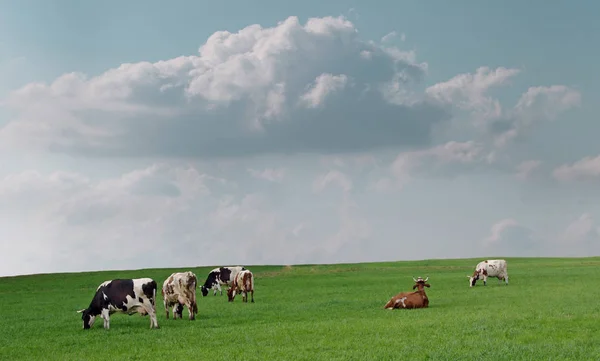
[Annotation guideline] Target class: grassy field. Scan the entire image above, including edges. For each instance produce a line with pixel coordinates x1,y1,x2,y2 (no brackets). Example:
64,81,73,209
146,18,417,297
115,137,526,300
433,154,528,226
1,257,599,360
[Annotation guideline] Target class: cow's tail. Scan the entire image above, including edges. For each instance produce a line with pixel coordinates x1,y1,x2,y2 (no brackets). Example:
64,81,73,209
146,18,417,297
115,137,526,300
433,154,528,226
152,286,156,307
247,272,254,291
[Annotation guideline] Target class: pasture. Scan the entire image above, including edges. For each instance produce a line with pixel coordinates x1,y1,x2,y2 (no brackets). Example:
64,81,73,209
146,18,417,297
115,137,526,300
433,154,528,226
1,257,599,360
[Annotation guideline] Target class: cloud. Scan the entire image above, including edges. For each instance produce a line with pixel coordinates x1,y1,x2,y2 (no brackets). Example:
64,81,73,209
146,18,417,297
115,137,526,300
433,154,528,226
380,31,397,43
426,68,581,147
553,155,600,182
0,13,594,276
561,213,594,243
515,160,541,180
299,73,348,108
313,170,353,193
426,66,520,120
0,164,220,275
248,168,286,182
557,213,600,256
491,85,581,146
376,140,492,190
0,163,358,276
1,16,448,158
483,219,539,256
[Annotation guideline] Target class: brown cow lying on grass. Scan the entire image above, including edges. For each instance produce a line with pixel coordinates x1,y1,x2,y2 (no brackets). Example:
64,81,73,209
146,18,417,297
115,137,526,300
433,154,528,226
384,276,430,310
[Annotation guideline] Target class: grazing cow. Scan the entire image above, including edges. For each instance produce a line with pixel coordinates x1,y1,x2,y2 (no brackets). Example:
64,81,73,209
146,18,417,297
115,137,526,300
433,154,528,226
227,269,255,303
77,278,159,330
162,271,198,320
200,266,246,297
384,277,430,310
467,259,509,287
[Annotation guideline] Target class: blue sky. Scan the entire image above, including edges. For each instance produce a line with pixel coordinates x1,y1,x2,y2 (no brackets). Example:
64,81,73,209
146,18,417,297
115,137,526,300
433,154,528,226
0,1,599,276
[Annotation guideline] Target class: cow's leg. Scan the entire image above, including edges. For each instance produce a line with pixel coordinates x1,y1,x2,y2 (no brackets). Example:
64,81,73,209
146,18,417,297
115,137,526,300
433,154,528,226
164,301,170,319
505,274,509,285
242,291,247,303
187,302,195,321
176,303,184,319
147,306,159,329
483,274,488,286
101,308,110,330
250,290,254,303
142,300,159,329
218,283,223,296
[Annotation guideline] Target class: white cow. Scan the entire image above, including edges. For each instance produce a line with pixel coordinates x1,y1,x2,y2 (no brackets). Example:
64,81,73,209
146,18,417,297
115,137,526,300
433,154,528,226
467,259,509,287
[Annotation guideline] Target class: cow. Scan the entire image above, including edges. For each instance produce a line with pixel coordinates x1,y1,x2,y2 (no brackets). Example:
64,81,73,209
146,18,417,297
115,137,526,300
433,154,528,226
384,277,430,310
77,278,159,330
162,271,198,320
200,266,246,297
467,259,509,287
227,269,255,303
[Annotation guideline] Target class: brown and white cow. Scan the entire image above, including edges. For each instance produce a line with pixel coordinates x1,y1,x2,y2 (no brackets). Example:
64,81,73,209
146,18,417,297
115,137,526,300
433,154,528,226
467,259,509,287
227,269,254,303
384,277,430,310
77,278,159,330
162,271,198,320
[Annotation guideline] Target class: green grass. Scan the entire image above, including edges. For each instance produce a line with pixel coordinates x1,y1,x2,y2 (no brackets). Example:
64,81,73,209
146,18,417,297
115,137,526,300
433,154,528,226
1,257,600,360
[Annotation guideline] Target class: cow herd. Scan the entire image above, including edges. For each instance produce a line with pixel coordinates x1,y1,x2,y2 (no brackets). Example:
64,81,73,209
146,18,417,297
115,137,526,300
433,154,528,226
383,259,509,310
77,266,254,330
77,259,508,329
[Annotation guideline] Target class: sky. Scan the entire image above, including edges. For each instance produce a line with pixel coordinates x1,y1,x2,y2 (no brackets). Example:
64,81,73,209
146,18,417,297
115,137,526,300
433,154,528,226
0,1,599,277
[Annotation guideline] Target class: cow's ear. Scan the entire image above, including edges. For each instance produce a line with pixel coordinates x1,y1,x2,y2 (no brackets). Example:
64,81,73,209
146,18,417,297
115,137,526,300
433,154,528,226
424,283,431,288
412,284,417,289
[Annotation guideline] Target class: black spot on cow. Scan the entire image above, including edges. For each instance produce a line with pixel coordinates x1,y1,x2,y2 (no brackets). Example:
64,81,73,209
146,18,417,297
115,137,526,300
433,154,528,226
103,279,136,311
142,280,157,305
138,297,143,303
219,267,232,283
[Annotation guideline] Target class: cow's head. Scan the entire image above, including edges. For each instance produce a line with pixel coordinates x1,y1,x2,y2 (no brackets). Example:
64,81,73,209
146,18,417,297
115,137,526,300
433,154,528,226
226,287,236,302
200,286,209,297
412,276,431,290
467,271,480,287
77,308,96,329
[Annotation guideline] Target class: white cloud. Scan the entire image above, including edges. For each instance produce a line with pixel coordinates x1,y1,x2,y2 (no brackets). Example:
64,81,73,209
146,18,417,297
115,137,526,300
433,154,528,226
381,31,397,43
491,85,581,146
383,140,490,188
426,68,581,148
426,66,520,120
0,164,217,275
553,155,600,182
299,73,349,108
1,16,444,158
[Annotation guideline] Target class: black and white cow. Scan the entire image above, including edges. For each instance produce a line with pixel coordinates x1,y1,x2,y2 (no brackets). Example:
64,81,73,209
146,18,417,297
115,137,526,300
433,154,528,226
77,278,159,330
200,266,246,297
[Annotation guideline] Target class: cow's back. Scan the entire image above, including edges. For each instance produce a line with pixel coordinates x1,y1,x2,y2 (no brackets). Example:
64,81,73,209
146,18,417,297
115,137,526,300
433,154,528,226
163,272,196,301
484,259,507,277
